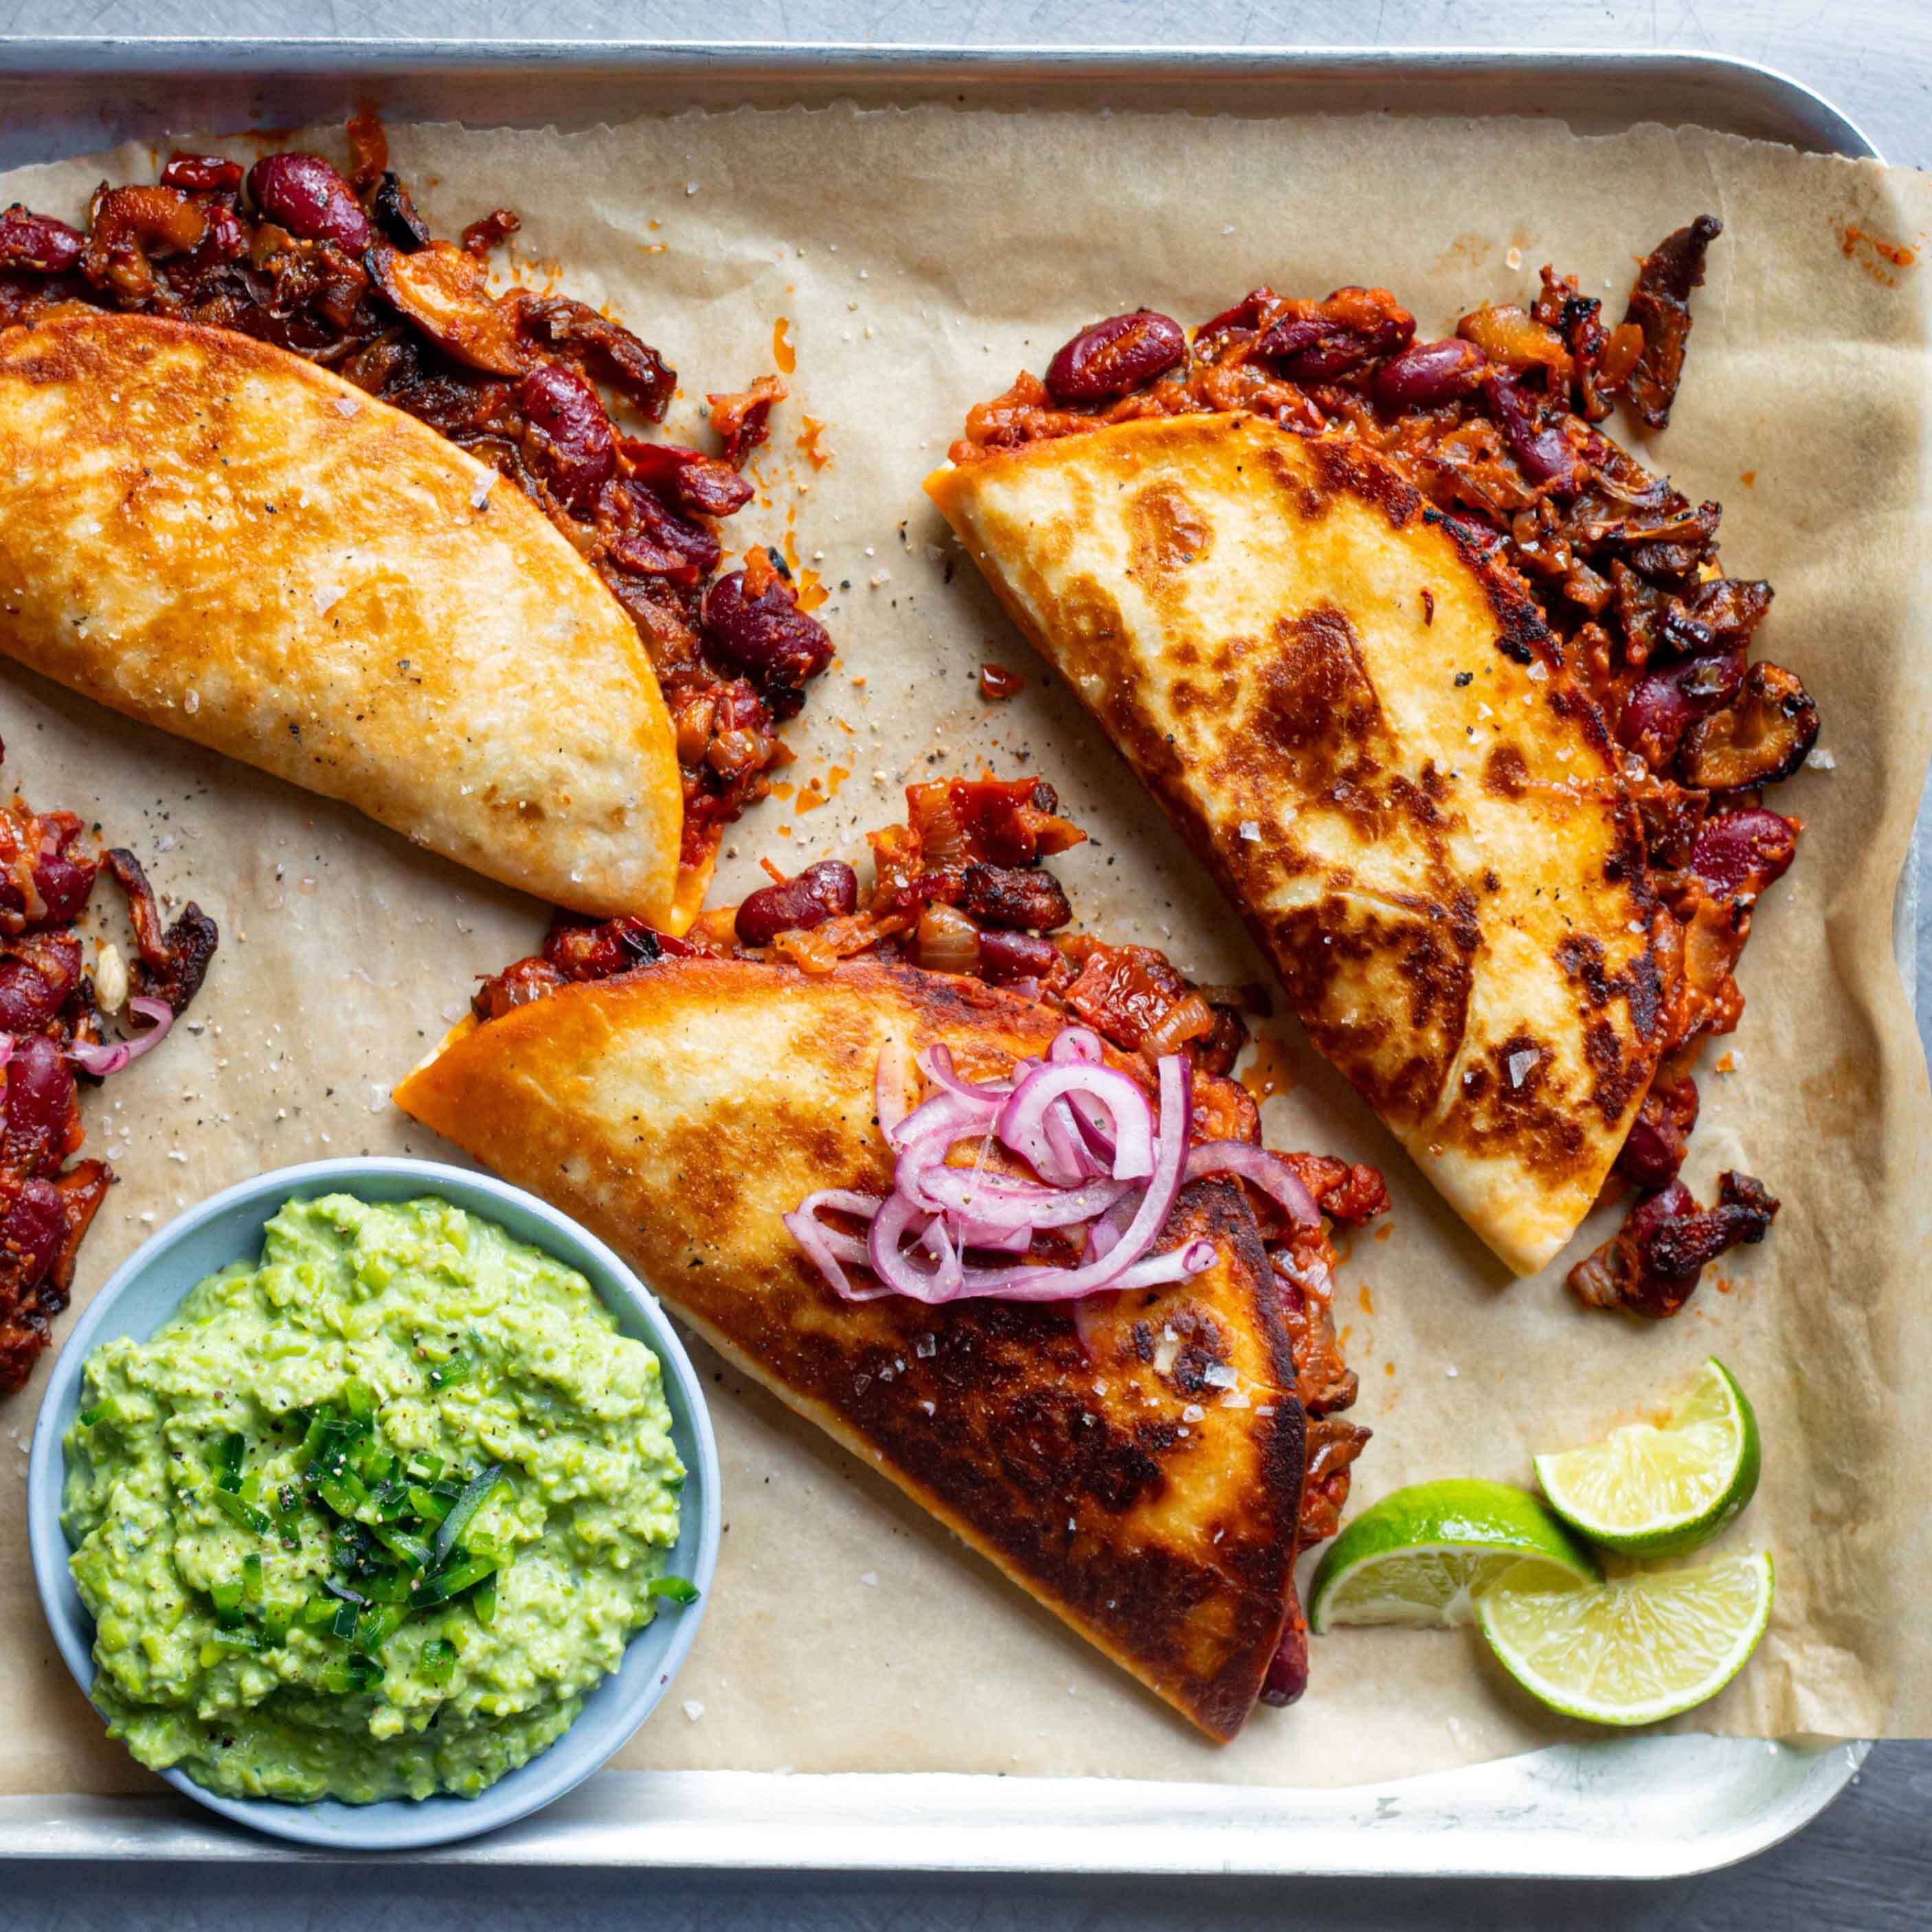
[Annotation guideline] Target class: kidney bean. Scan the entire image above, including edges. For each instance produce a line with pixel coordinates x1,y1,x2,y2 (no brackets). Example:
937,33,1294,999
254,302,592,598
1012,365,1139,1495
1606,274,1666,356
1687,808,1797,899
1371,337,1488,410
1256,287,1415,381
700,570,835,712
0,205,84,274
3,1033,77,1176
620,440,754,518
0,1177,64,1290
519,295,676,421
603,480,721,585
1044,310,1186,404
976,928,1062,985
159,153,245,195
1258,1619,1310,1707
186,201,247,268
734,861,858,946
246,152,372,251
0,961,63,1033
1482,369,1585,493
1617,650,1744,767
27,820,100,930
519,363,616,513
1615,1076,1699,1192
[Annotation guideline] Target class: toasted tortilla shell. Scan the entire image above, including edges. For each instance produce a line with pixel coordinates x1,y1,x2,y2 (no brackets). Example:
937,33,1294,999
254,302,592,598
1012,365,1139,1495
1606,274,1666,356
928,414,1665,1274
0,313,684,925
393,955,1305,1740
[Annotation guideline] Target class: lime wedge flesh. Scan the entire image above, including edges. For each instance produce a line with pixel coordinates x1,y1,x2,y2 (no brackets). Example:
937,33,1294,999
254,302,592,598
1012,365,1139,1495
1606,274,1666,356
1534,1358,1760,1558
1308,1478,1599,1632
1477,1549,1774,1727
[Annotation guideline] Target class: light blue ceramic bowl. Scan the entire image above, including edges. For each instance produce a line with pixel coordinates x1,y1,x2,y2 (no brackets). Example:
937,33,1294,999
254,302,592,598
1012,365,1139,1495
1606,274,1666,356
26,1156,720,1852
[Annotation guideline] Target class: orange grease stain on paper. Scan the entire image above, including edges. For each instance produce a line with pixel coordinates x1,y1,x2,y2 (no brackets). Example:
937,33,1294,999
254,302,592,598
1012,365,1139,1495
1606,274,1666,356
1358,1285,1376,1316
794,767,851,814
1239,1033,1299,1104
781,508,829,614
797,414,832,470
772,316,797,374
1840,223,1919,287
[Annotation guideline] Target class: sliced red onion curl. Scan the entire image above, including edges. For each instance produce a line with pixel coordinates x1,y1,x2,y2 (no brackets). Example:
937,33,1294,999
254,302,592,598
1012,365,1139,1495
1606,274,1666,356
68,996,175,1078
1184,1141,1322,1230
787,1025,1325,1308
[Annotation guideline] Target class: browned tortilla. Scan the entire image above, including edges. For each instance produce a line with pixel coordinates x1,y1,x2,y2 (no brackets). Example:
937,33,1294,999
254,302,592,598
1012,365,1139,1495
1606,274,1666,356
393,955,1305,1740
928,413,1667,1274
0,312,685,925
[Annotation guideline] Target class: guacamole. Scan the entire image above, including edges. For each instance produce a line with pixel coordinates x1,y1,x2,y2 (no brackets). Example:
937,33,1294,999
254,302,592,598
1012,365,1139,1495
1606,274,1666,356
63,1193,687,1805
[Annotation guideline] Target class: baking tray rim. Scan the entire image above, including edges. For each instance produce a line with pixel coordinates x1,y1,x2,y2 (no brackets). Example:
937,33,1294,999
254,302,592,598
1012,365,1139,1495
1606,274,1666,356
0,33,1885,1878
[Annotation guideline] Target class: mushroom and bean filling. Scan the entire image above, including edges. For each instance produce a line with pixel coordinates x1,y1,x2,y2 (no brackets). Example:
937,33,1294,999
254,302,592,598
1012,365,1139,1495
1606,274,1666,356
0,116,833,884
473,774,1391,1703
956,222,1809,1315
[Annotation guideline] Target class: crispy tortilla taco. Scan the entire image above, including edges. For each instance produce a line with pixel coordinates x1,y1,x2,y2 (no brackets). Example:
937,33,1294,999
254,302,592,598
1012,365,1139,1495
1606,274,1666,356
395,776,1386,1739
0,124,835,925
928,236,1802,1301
0,311,686,922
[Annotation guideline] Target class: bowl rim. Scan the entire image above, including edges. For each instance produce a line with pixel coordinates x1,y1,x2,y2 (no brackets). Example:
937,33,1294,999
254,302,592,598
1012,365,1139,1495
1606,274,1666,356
25,1154,721,1852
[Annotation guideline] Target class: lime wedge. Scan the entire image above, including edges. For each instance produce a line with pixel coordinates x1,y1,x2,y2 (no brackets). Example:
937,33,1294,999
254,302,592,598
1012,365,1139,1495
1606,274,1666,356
1477,1549,1774,1726
1534,1358,1760,1558
1307,1479,1599,1632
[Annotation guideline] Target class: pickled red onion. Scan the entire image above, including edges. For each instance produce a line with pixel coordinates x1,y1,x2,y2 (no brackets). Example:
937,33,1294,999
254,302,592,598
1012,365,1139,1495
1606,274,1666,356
69,995,174,1078
787,1025,1317,1307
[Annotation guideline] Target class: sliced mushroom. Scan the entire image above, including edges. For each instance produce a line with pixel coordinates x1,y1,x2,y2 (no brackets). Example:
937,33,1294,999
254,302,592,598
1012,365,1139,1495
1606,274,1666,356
368,240,526,377
1676,661,1819,791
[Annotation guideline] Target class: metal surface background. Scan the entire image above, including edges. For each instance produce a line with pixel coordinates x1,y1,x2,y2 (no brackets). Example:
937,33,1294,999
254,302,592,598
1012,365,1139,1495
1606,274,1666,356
0,33,1905,1890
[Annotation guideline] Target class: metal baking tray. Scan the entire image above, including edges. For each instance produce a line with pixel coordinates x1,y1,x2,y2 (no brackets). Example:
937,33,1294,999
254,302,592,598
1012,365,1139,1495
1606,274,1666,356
0,37,1887,1880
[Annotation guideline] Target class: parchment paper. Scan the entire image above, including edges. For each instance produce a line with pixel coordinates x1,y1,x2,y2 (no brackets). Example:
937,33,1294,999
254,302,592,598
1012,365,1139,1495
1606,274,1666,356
1,102,1929,1799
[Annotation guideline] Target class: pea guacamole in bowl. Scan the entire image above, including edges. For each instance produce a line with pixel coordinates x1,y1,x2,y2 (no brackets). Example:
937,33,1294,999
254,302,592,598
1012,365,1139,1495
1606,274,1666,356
27,1158,719,1851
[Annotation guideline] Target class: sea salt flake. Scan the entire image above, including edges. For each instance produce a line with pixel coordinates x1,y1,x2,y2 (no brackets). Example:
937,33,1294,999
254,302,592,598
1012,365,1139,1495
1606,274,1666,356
860,1571,878,1588
1180,1403,1205,1423
1806,747,1836,770
333,396,361,418
1527,660,1549,682
1506,1048,1538,1088
1238,820,1261,842
682,1699,705,1722
311,581,344,616
471,478,493,511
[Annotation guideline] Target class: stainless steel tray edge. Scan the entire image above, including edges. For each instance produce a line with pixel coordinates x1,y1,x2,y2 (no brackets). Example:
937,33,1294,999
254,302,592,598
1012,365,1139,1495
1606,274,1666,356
0,36,1888,1878
0,1740,1869,1879
0,40,1883,166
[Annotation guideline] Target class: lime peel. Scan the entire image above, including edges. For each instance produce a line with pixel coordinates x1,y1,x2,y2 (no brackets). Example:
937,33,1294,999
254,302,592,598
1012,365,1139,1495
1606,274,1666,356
1308,1478,1599,1633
